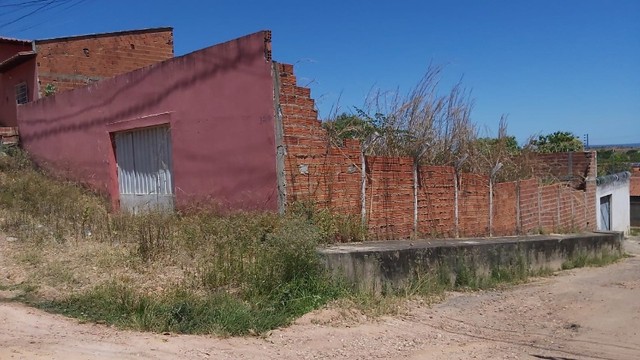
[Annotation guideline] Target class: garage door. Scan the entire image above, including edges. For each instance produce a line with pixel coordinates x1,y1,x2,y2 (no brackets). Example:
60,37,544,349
114,126,174,213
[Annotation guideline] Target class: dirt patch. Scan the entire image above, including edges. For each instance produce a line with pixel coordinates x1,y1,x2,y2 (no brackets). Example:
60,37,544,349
2,236,640,359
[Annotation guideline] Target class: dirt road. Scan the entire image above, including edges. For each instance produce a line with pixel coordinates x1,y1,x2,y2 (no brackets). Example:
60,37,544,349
2,237,640,360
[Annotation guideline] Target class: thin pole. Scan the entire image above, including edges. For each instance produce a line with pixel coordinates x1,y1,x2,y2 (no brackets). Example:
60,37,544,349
360,150,367,225
489,178,494,237
454,171,459,238
413,160,418,238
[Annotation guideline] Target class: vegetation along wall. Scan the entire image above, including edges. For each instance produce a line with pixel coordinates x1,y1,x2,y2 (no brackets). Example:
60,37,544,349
276,63,597,240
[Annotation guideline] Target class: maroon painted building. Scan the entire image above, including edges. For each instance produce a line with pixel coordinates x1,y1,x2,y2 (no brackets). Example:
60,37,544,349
0,28,173,127
0,37,37,127
18,30,280,213
10,29,602,239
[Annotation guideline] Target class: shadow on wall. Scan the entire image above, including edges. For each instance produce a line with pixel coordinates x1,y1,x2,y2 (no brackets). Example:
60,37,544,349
19,36,267,142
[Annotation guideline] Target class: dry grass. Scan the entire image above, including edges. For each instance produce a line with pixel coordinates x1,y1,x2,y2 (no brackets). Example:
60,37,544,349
0,147,602,335
324,65,543,182
0,149,353,334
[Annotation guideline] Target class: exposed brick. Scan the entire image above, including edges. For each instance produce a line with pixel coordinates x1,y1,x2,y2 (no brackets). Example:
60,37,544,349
35,29,173,97
278,62,597,239
631,166,640,196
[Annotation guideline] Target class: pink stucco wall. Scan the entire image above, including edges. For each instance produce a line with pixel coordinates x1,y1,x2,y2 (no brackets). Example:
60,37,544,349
17,31,278,211
0,41,32,62
1,58,37,126
1,41,37,126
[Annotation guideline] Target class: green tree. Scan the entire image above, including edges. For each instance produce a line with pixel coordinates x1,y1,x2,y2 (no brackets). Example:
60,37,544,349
323,112,378,142
626,149,640,163
530,131,584,153
476,135,520,156
598,150,632,176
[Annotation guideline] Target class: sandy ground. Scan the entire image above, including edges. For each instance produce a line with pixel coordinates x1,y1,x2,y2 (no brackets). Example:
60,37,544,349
2,237,640,360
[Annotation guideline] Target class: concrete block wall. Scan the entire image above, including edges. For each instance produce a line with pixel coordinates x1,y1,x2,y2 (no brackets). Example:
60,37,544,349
34,28,174,95
277,63,597,239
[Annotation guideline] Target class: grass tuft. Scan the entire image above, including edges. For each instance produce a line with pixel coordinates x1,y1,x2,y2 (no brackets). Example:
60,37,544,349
561,249,622,270
0,149,350,335
0,149,627,335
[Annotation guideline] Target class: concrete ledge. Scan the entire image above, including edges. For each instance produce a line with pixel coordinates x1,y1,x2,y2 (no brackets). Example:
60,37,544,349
319,232,624,293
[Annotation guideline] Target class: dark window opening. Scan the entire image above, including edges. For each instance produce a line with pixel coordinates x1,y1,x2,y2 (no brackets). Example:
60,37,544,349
15,83,28,104
631,196,640,227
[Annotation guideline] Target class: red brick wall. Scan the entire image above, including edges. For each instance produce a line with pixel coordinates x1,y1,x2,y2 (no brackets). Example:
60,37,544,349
493,181,517,236
0,127,19,145
631,167,640,197
34,28,173,95
534,152,595,189
418,166,456,237
277,62,597,239
558,185,572,230
459,173,490,237
539,184,559,230
519,179,540,234
279,63,362,215
366,156,414,239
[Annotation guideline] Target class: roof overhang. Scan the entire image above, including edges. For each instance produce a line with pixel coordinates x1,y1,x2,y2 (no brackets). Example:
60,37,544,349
0,36,32,45
0,51,36,73
35,27,173,44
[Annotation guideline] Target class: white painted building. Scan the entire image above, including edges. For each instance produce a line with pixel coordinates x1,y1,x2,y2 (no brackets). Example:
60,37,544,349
596,172,631,235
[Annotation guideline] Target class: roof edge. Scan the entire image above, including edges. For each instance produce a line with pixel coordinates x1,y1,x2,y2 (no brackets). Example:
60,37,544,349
596,171,631,186
34,27,173,44
0,36,32,44
0,51,36,73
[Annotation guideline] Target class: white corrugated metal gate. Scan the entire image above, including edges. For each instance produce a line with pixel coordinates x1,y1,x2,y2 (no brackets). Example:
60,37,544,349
115,126,174,213
599,195,611,231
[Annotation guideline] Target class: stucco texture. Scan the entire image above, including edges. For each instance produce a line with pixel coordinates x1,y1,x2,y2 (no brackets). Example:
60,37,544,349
17,31,278,211
596,177,630,234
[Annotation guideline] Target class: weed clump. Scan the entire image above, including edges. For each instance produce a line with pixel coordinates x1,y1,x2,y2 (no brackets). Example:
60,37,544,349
0,149,626,335
561,249,622,270
0,150,349,335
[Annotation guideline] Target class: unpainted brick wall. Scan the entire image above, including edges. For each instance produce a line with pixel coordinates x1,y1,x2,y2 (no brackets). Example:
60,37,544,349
418,166,455,237
458,173,490,237
277,63,597,239
278,63,361,216
366,156,414,239
493,181,517,236
519,178,541,234
631,166,640,197
0,127,19,145
35,29,174,95
534,152,595,189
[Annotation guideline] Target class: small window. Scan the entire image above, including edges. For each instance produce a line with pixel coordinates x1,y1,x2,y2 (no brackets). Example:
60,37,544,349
15,83,28,104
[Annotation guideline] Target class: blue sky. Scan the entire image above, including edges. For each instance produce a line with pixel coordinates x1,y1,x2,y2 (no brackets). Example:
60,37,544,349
2,0,638,145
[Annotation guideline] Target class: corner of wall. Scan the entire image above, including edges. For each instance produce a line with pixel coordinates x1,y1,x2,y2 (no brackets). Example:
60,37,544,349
263,30,272,63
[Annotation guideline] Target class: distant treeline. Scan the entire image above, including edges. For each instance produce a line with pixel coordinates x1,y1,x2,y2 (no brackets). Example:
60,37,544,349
597,148,640,176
